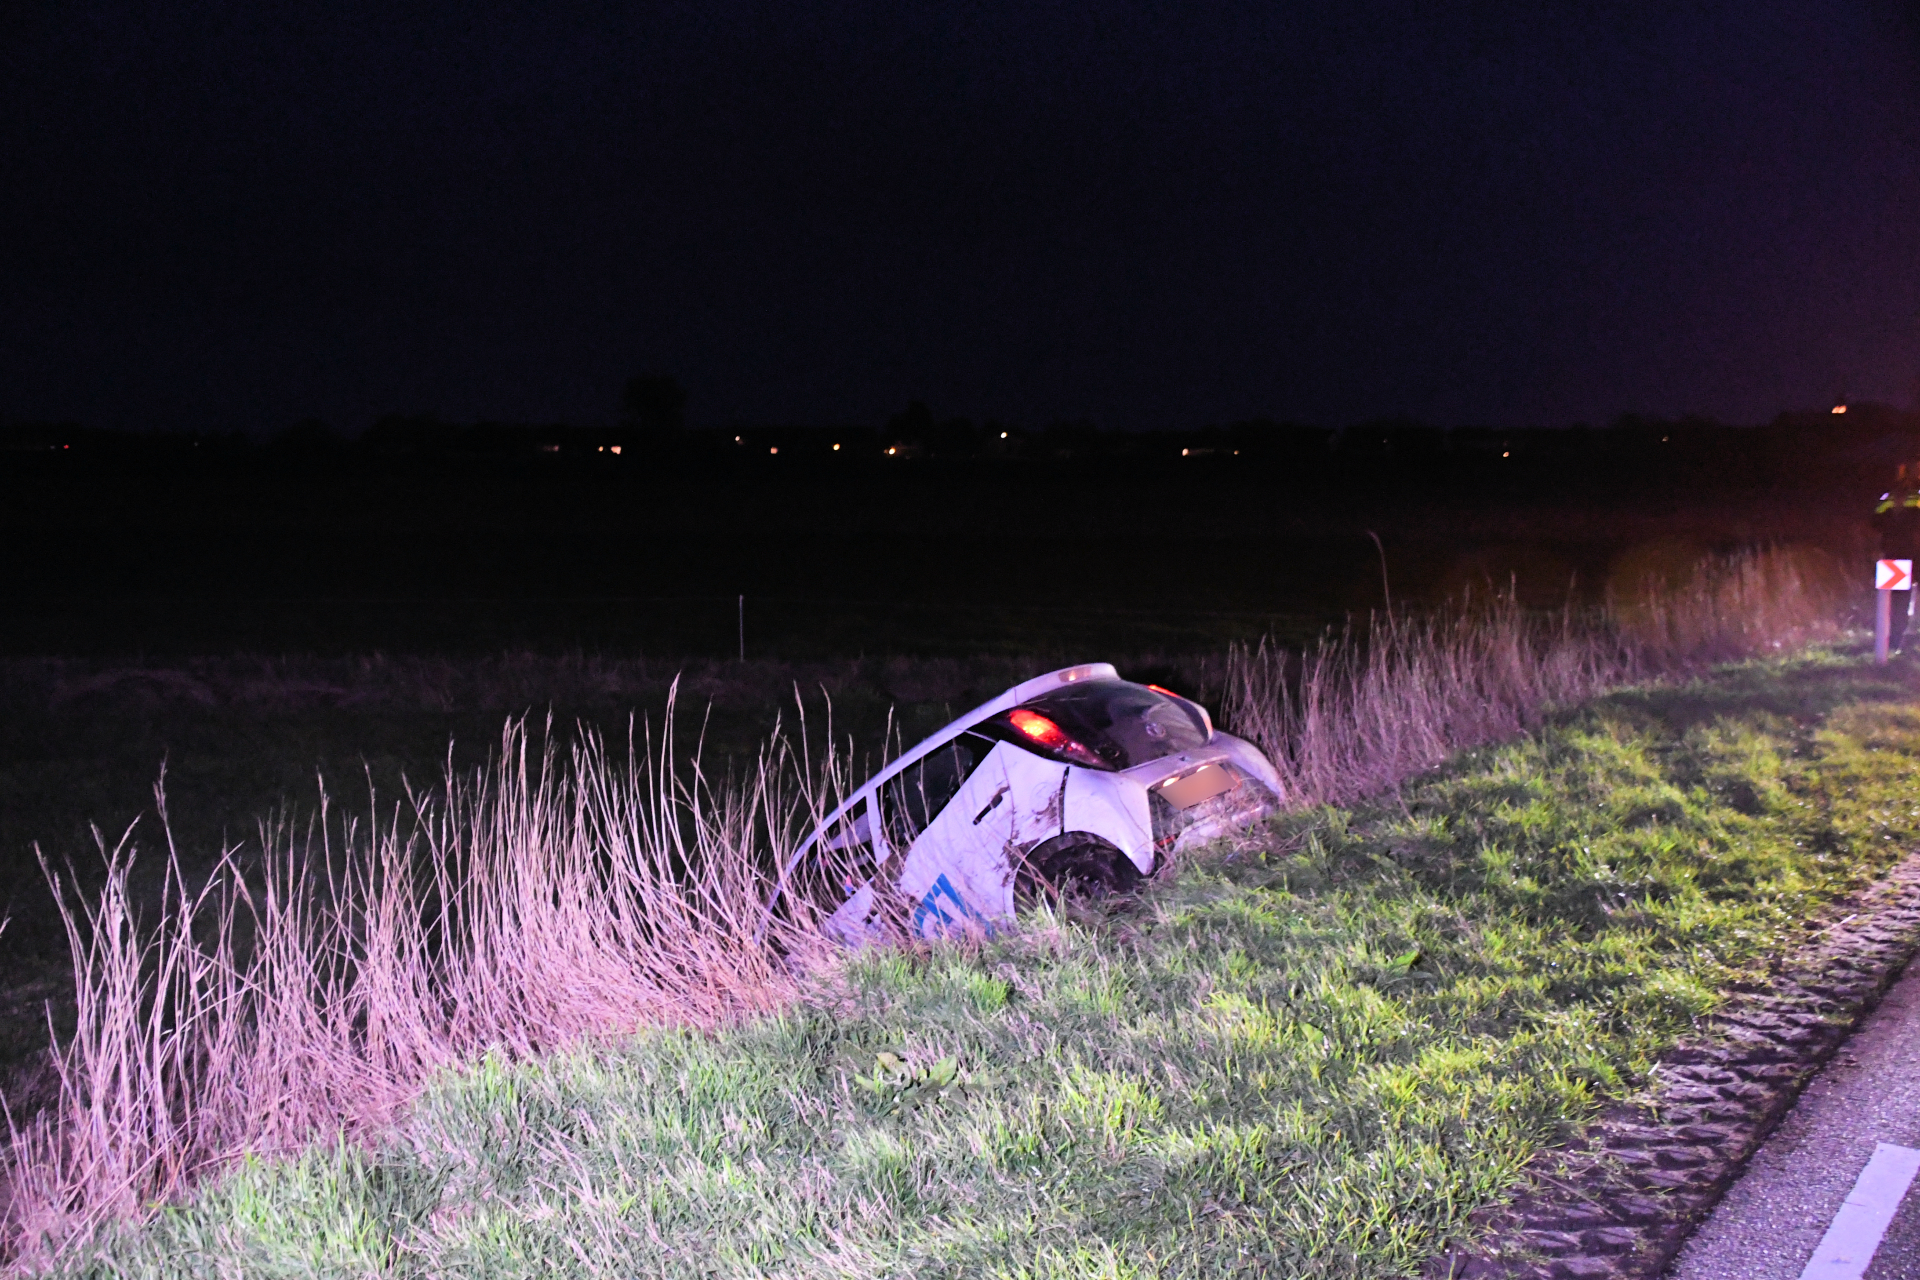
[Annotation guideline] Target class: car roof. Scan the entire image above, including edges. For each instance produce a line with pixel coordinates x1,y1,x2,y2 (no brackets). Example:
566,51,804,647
784,662,1120,866
868,661,1118,790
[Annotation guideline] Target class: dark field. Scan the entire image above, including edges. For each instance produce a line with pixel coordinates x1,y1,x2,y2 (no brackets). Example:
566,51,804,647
0,431,1882,880
0,420,1880,658
0,429,1886,1078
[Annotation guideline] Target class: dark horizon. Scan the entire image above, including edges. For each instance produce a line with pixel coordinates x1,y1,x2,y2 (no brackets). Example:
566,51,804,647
3,398,1910,445
5,1,1918,437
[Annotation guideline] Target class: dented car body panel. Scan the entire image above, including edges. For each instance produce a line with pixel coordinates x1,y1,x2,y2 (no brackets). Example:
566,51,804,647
774,663,1286,945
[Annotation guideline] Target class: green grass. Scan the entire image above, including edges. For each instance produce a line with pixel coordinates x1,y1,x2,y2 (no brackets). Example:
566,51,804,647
44,650,1920,1279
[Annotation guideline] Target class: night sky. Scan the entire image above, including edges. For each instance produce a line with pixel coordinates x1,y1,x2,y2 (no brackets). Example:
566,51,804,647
4,1,1917,434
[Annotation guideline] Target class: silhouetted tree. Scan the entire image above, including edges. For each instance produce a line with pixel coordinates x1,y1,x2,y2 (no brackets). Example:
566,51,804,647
623,375,687,432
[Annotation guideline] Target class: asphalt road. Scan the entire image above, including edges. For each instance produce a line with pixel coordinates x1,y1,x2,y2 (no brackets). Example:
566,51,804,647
1667,954,1920,1280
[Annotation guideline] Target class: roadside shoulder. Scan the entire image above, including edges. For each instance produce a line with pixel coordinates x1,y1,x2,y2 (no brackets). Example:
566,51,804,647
1429,851,1920,1280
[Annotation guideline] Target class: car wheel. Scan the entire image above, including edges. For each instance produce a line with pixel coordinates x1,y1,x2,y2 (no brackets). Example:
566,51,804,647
1018,833,1141,903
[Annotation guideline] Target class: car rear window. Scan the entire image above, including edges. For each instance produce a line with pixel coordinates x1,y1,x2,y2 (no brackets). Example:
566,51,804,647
994,680,1210,769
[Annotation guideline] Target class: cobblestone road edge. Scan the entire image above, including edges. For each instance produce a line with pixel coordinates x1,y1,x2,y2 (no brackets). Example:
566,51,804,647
1426,852,1920,1280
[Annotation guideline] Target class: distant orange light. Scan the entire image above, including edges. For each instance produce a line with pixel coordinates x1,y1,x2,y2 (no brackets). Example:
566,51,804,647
734,435,742,443
1000,431,1008,439
1501,451,1509,458
1181,448,1190,456
1833,404,1848,414
887,446,898,455
610,445,621,455
832,442,841,451
769,446,778,454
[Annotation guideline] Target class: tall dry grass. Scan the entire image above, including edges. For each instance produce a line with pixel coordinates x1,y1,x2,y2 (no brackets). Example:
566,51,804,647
3,697,851,1266
1221,547,1846,807
0,547,1849,1267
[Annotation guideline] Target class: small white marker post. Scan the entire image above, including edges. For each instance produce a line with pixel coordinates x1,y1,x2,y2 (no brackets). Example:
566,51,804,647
1874,560,1912,664
1798,1142,1920,1280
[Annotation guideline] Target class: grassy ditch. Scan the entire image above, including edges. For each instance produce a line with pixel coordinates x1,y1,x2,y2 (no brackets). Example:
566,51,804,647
43,651,1920,1279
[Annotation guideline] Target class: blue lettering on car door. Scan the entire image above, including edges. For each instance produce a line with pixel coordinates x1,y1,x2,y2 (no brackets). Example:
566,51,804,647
912,873,993,937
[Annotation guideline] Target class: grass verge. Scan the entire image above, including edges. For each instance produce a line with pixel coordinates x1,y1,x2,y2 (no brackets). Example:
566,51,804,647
43,650,1920,1278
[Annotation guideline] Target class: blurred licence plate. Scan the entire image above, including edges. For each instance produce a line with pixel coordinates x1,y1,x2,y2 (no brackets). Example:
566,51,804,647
1158,764,1237,810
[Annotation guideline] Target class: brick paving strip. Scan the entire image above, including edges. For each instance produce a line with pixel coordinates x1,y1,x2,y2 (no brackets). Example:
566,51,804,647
1426,851,1920,1280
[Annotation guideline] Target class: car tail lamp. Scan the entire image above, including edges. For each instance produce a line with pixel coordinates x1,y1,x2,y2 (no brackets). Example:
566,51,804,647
1007,708,1109,769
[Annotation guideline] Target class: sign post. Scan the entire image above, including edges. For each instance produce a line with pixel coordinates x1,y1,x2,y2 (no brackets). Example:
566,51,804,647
1878,589,1893,664
1875,559,1912,663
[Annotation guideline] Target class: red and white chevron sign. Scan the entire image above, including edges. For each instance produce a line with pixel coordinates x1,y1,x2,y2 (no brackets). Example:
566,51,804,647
1877,559,1913,590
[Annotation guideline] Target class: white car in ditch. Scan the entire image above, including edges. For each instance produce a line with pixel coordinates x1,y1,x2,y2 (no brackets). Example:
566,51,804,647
770,663,1284,944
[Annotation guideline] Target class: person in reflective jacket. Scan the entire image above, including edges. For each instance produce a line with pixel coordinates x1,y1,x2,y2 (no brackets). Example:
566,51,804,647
1873,463,1920,651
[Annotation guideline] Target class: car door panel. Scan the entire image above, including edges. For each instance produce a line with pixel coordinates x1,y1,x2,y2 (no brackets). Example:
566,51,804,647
1063,769,1155,872
999,746,1079,865
897,741,1017,935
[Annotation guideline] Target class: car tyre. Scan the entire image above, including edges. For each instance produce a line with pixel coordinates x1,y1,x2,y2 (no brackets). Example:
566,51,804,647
1018,832,1141,904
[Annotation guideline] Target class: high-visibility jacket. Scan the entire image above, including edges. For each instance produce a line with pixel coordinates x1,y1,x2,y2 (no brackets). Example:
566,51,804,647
1875,489,1920,560
1876,489,1920,515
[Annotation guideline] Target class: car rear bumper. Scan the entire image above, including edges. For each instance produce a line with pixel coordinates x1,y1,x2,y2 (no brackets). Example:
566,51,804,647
1149,762,1280,855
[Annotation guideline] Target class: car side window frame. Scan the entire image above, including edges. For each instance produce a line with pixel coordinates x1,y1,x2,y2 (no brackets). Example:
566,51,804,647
876,731,997,858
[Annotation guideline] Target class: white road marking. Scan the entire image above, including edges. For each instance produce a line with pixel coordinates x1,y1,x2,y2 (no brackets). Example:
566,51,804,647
1797,1143,1920,1280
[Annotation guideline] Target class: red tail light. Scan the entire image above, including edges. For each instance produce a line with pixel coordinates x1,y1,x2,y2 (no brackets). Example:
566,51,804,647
1146,684,1180,699
1007,708,1108,768
1010,708,1066,746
